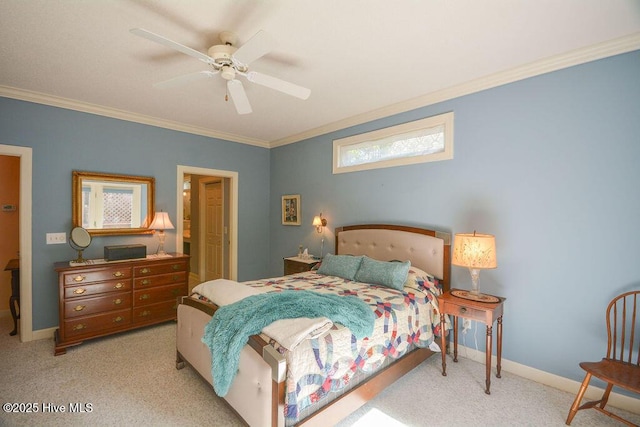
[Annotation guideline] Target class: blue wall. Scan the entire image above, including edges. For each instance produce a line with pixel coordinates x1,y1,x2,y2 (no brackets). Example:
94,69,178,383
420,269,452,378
269,50,640,383
0,99,271,329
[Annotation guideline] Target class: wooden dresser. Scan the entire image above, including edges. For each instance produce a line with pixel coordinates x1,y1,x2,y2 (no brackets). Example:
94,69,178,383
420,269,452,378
54,253,189,355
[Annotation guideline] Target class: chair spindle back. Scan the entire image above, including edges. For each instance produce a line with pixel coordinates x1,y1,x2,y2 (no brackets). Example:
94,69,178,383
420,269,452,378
606,290,639,366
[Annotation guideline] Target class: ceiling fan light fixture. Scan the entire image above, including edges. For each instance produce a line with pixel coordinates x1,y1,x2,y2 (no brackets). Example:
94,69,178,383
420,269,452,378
221,66,236,81
208,44,236,65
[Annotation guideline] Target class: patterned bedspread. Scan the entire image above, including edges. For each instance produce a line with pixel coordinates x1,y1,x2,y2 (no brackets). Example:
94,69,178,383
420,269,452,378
193,268,448,424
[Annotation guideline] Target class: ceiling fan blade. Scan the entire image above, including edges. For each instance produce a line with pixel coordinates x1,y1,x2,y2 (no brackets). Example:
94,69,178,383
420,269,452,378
232,30,276,65
154,70,218,89
246,71,310,100
227,80,252,114
130,28,213,64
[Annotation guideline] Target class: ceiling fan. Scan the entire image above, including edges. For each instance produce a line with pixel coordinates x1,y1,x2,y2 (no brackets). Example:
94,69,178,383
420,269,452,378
130,28,311,114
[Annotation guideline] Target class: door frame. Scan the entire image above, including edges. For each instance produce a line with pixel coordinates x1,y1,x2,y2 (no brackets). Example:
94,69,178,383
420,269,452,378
0,144,33,342
176,165,238,281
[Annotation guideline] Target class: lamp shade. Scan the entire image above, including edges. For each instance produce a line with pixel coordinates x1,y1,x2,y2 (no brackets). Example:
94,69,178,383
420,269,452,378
149,212,175,230
312,216,322,227
452,232,497,269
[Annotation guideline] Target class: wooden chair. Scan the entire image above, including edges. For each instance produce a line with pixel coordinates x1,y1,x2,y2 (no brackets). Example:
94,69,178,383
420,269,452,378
566,290,640,426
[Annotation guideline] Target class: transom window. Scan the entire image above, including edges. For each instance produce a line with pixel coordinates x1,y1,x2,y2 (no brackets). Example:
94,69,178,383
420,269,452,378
333,112,454,174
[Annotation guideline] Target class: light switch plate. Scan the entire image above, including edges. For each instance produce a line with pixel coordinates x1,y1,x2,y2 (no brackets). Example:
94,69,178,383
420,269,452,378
46,232,67,244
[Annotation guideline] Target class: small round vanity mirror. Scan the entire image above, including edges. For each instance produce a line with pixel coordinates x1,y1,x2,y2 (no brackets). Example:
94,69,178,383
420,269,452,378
69,227,91,263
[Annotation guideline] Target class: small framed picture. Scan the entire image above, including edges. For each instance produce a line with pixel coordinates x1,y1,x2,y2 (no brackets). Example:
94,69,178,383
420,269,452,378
282,194,301,225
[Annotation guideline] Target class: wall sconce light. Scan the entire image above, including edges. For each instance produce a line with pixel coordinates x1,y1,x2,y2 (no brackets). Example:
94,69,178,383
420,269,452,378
452,231,497,300
312,213,327,233
149,211,175,255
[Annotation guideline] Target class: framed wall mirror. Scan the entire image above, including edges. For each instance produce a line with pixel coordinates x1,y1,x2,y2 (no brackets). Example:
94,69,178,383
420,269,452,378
72,171,155,236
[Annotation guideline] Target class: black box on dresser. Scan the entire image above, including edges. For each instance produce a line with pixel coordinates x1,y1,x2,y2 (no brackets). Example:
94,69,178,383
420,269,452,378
103,244,146,261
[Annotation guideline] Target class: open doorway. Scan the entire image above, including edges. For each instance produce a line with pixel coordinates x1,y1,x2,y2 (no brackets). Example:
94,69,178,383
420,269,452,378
0,145,33,342
176,166,238,289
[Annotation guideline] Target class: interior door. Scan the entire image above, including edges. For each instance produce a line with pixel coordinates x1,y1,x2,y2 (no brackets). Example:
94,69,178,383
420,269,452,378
204,181,223,281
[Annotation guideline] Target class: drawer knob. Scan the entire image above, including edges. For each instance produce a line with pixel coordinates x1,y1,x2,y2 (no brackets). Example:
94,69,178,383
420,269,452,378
73,275,86,282
171,288,181,296
74,305,86,312
113,316,123,323
141,268,151,274
114,282,125,289
460,307,467,313
141,279,150,286
139,310,151,317
113,298,122,305
73,288,86,295
140,294,150,300
113,271,125,278
72,324,86,331
172,264,180,270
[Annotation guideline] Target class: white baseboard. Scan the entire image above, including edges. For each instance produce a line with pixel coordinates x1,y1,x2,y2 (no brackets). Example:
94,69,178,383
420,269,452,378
455,343,640,415
32,327,56,341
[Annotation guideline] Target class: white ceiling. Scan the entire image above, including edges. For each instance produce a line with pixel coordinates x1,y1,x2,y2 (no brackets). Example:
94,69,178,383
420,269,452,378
1,1,639,148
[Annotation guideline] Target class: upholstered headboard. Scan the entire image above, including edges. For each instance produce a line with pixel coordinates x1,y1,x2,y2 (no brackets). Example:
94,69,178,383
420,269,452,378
335,224,451,290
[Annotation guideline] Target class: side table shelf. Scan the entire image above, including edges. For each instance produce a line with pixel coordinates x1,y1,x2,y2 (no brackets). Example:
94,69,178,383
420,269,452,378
438,289,506,394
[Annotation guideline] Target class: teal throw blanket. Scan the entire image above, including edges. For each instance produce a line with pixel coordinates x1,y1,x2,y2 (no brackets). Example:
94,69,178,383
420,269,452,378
202,290,375,396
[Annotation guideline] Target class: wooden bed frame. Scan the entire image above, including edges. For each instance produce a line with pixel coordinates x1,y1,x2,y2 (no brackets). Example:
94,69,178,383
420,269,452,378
176,224,451,426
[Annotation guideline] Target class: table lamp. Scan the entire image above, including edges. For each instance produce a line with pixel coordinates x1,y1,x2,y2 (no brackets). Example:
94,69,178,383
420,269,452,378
149,211,174,255
452,231,497,297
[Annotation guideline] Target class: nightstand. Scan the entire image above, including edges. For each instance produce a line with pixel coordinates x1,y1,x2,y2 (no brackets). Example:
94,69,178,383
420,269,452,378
438,289,506,394
283,256,320,275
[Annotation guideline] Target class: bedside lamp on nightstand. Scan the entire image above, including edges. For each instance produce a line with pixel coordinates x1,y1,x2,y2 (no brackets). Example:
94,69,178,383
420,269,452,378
452,231,497,299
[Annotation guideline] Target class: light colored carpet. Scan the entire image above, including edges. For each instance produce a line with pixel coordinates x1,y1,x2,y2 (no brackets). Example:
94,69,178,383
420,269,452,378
1,314,638,427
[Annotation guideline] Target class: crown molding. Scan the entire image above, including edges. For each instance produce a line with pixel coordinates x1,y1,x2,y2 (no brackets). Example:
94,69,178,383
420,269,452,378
270,32,640,148
1,32,638,150
0,86,270,148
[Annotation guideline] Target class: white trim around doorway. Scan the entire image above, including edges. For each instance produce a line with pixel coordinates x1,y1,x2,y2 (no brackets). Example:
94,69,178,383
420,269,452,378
176,165,238,281
0,144,33,342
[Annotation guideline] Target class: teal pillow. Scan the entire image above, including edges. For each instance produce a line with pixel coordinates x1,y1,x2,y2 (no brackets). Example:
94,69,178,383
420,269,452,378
317,254,363,280
355,256,411,291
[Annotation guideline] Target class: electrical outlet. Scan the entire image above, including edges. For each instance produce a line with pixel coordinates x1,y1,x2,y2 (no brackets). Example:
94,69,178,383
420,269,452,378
46,232,67,245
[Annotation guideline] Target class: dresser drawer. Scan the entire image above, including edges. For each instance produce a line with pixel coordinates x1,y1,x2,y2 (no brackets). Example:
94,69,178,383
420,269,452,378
134,284,185,306
134,261,187,277
64,308,131,338
63,266,132,285
134,271,187,289
133,299,179,324
64,292,131,318
65,279,131,299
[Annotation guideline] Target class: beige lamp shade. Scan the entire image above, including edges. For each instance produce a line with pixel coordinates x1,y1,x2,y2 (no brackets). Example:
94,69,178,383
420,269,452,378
452,232,497,269
149,211,175,230
312,214,327,233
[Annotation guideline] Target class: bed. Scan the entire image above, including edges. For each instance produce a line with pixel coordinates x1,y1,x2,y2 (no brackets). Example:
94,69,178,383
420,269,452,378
176,224,451,426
